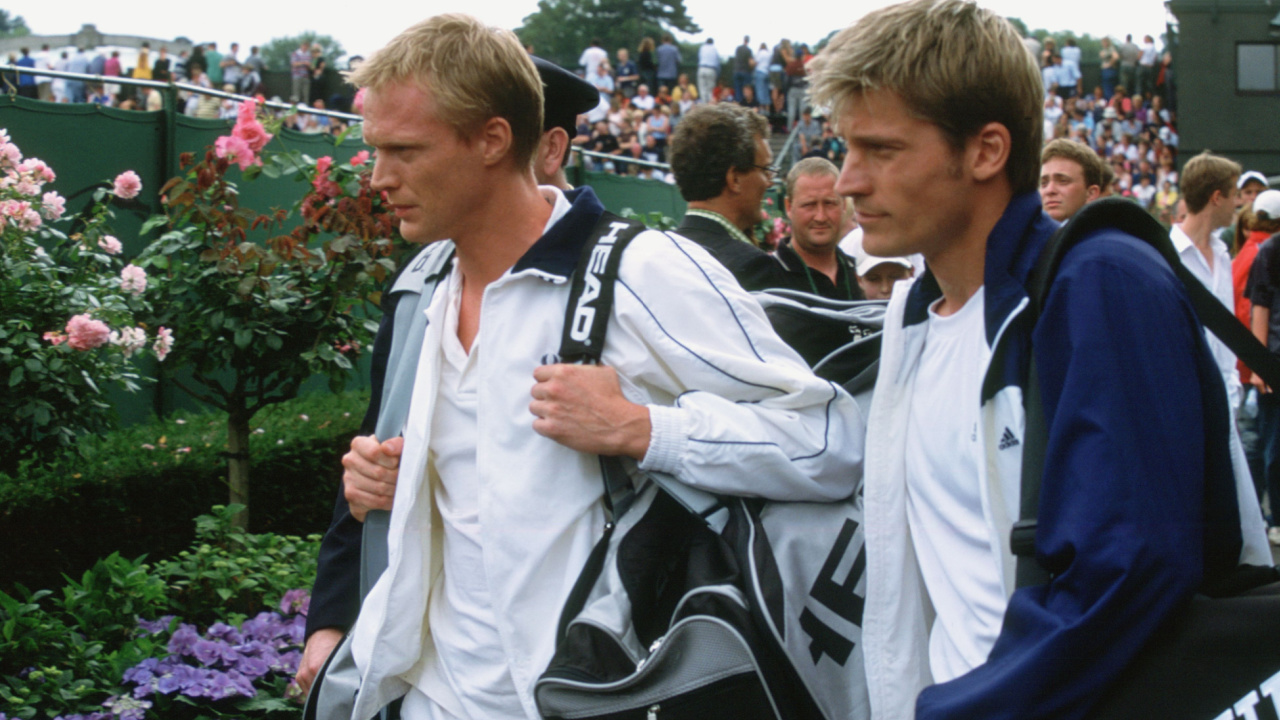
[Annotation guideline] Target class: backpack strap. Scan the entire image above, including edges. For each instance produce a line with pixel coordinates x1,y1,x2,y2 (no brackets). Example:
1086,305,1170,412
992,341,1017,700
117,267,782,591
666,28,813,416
558,212,648,524
1013,198,1280,588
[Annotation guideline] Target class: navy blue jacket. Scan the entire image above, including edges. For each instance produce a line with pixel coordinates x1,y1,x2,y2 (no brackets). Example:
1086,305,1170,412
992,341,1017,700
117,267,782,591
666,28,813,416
913,193,1241,719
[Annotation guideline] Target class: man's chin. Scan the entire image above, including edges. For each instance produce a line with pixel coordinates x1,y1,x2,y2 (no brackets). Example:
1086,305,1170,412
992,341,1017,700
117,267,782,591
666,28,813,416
862,232,905,259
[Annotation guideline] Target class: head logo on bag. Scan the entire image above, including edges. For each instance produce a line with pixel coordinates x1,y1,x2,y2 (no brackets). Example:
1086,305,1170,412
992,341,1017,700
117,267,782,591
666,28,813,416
570,221,632,345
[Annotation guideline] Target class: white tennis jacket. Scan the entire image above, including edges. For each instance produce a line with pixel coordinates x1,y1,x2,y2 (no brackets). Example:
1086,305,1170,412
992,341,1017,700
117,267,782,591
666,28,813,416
347,187,866,720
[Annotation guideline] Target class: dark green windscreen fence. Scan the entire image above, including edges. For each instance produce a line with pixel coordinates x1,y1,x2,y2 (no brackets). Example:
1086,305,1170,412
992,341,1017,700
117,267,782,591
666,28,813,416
0,95,686,425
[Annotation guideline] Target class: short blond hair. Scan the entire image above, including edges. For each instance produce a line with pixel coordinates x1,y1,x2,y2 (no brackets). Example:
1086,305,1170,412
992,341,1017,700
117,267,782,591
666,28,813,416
807,0,1043,194
1180,151,1241,214
785,157,840,199
350,14,543,168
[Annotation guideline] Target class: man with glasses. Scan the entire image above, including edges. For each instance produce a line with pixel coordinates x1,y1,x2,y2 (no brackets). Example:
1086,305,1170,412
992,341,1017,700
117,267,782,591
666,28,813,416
668,103,789,291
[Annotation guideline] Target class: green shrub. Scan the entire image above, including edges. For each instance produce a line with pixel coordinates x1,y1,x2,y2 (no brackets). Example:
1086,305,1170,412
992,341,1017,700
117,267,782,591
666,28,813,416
0,390,365,595
0,505,319,720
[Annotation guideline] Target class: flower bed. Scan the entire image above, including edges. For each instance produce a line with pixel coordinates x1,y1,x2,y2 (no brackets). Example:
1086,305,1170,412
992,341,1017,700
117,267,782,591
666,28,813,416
0,506,318,720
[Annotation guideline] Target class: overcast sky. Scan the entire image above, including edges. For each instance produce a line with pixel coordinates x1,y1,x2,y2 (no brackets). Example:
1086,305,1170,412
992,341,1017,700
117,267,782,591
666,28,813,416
15,0,1173,60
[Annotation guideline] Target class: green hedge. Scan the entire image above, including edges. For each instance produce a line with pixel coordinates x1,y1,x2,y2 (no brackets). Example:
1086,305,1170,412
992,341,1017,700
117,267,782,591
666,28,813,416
0,391,368,595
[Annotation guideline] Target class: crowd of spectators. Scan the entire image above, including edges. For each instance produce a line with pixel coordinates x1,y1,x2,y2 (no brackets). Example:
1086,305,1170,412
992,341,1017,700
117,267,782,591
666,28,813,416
5,40,356,136
1030,32,1181,221
567,34,846,178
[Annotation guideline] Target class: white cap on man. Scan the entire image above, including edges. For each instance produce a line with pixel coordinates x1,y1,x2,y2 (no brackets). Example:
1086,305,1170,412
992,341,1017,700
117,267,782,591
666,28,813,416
1253,189,1280,220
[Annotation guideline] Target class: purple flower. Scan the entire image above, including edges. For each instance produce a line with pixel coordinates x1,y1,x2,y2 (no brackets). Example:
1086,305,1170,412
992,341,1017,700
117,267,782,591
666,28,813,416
235,654,270,678
167,623,200,656
105,694,152,720
123,656,159,684
239,611,278,641
285,615,306,646
274,649,302,675
279,589,310,615
207,622,243,644
201,669,256,700
180,667,216,698
156,664,200,695
192,638,241,667
235,639,272,657
137,615,175,635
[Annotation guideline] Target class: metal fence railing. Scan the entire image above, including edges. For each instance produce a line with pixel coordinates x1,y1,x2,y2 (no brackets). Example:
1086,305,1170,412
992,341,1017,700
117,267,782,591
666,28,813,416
0,64,363,123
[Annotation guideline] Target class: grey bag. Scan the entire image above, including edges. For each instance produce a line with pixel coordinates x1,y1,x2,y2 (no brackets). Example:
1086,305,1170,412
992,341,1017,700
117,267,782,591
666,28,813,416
535,243,872,720
302,242,456,720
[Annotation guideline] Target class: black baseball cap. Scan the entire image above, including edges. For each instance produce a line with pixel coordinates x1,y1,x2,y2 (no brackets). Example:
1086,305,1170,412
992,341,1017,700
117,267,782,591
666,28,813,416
533,56,600,141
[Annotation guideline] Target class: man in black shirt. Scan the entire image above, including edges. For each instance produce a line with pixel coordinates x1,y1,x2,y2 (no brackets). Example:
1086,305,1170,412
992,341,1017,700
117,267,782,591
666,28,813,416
773,157,862,300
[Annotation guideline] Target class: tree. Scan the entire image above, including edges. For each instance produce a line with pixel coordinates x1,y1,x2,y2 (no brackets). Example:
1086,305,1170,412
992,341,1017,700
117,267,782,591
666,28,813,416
0,9,29,38
137,103,397,528
516,0,700,71
260,32,345,73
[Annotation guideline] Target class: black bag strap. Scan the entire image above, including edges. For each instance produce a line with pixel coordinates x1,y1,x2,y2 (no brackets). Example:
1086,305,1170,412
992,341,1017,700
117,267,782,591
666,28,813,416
1013,198,1280,588
558,212,648,524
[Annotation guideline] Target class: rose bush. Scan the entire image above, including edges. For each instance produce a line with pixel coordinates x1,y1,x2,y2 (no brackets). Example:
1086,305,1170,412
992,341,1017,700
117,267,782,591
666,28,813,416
136,99,401,527
0,130,169,471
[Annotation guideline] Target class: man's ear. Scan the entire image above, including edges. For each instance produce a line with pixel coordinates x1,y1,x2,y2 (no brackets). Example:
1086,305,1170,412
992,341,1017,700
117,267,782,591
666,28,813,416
1085,185,1102,202
477,116,514,167
969,122,1012,183
725,166,744,195
537,128,570,181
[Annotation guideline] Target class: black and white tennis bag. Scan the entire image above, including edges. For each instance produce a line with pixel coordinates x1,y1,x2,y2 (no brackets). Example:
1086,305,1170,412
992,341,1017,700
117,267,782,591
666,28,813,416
535,224,882,720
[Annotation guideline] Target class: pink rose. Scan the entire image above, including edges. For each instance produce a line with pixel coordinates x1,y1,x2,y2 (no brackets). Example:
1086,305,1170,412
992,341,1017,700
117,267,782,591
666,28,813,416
41,191,65,221
43,331,67,346
215,135,256,171
236,98,259,126
109,326,148,357
15,206,40,231
350,150,370,167
98,235,123,254
233,120,272,154
0,143,22,169
311,156,341,197
66,314,111,351
113,170,142,199
18,158,54,183
153,326,174,361
232,100,273,153
120,264,147,295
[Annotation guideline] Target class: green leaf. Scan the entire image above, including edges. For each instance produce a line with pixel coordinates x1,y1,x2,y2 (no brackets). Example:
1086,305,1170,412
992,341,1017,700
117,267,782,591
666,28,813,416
139,214,169,236
259,163,281,179
8,366,23,387
23,358,41,373
265,334,283,351
268,299,289,313
234,329,253,349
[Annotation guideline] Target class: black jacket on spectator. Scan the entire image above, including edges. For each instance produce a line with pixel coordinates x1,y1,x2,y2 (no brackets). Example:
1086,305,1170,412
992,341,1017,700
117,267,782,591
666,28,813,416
675,213,791,292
